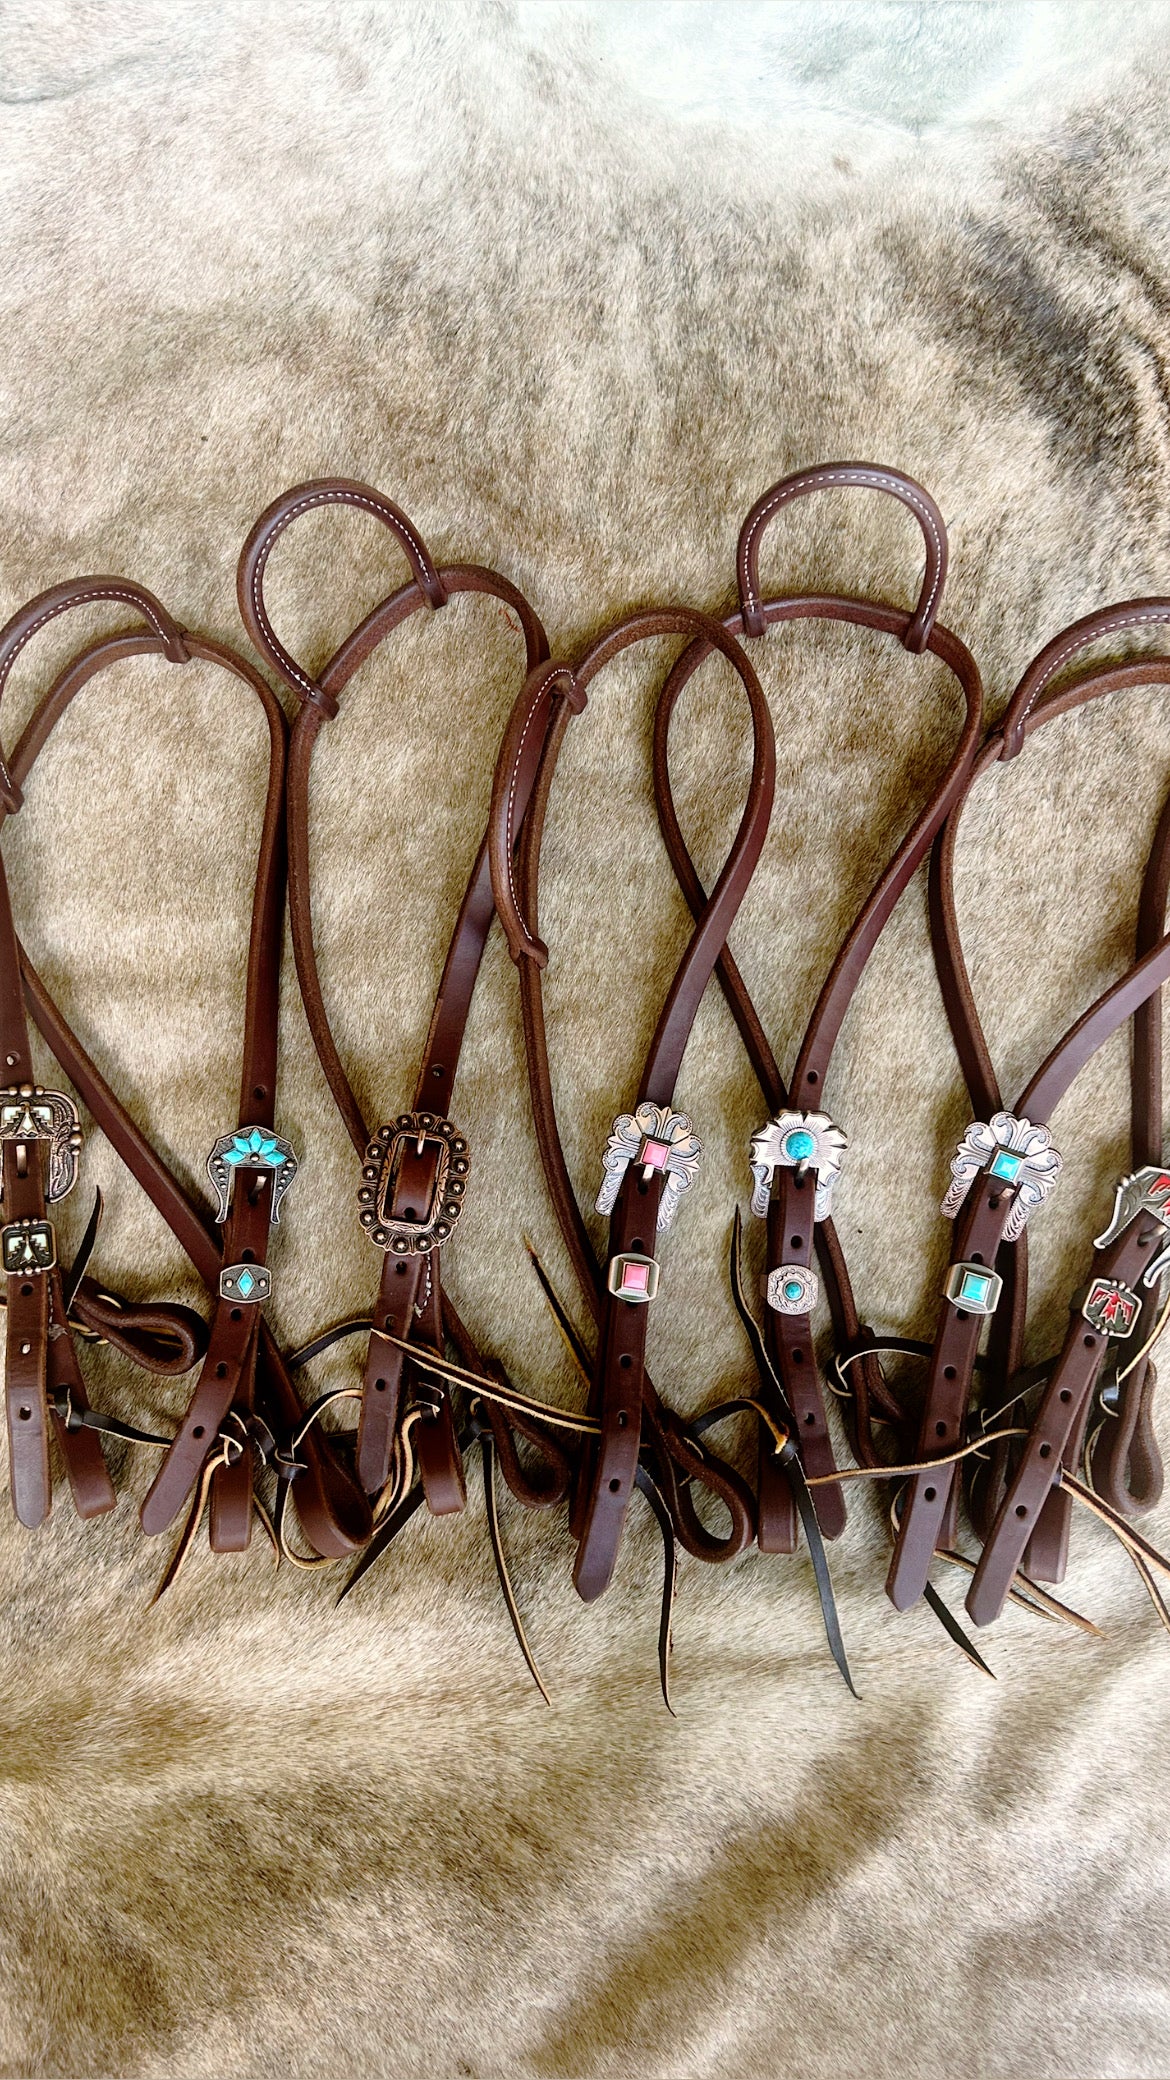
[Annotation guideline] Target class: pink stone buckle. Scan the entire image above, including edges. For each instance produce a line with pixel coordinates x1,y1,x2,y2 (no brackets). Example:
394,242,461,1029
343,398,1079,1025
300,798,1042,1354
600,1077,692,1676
606,1252,661,1304
639,1137,670,1176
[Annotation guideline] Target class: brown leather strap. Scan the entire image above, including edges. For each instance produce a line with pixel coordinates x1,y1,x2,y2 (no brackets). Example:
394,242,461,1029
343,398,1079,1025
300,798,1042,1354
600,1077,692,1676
736,463,947,651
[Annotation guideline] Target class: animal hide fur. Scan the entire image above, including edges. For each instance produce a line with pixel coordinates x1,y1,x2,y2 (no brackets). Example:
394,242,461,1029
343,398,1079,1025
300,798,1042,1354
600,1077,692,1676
1,2,1169,2074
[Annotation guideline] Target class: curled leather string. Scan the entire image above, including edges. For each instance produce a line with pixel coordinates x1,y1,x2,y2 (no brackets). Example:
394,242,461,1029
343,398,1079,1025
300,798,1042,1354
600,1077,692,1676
652,464,983,1561
0,601,369,1560
895,609,1170,1625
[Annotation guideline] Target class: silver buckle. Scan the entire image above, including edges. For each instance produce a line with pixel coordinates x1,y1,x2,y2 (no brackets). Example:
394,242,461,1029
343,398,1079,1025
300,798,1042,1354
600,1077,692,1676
0,1085,81,1202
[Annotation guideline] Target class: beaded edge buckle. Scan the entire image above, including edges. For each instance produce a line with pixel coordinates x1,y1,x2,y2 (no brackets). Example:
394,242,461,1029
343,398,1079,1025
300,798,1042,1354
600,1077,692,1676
358,1112,470,1255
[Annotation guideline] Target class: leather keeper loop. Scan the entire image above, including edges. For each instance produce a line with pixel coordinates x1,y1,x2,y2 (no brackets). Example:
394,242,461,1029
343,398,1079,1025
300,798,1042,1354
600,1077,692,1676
736,462,948,652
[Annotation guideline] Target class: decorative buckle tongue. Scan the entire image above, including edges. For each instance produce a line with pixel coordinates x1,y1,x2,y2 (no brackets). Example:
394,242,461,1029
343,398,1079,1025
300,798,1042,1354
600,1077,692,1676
358,1112,470,1255
595,1103,701,1234
207,1127,298,1226
941,1113,1062,1242
1094,1165,1170,1287
749,1110,846,1223
1,1217,56,1275
0,1085,81,1202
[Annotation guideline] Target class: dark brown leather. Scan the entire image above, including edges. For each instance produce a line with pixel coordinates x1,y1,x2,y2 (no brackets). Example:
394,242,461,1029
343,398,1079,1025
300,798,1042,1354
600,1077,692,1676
652,467,982,1554
888,600,1170,1613
0,589,369,1557
490,608,775,1602
239,479,567,1520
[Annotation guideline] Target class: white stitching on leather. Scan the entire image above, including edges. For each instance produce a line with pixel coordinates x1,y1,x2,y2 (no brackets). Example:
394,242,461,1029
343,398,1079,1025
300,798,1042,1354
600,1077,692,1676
248,489,436,703
739,467,945,630
0,586,175,702
505,668,575,936
1014,607,1170,733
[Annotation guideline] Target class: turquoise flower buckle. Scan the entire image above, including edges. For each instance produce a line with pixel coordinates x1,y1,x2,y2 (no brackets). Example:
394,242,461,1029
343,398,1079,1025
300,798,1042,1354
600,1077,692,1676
207,1125,299,1226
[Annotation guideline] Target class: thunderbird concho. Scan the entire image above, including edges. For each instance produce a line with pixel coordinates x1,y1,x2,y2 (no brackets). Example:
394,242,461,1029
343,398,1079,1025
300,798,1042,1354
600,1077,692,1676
595,1102,701,1234
1082,1275,1142,1340
0,1085,82,1203
1094,1165,1170,1288
749,1110,846,1223
358,1112,470,1255
941,1112,1062,1243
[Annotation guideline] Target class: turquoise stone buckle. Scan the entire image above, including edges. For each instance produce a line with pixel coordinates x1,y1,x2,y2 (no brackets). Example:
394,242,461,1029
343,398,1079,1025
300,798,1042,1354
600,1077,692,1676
207,1125,298,1226
944,1260,1003,1317
219,1262,272,1304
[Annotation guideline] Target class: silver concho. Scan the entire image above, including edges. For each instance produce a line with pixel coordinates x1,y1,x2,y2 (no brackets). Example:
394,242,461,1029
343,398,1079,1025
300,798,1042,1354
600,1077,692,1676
765,1263,819,1315
749,1110,846,1223
207,1126,299,1226
358,1112,470,1255
941,1113,1062,1243
595,1102,701,1235
219,1263,272,1304
1095,1164,1170,1288
0,1084,81,1203
1,1217,56,1274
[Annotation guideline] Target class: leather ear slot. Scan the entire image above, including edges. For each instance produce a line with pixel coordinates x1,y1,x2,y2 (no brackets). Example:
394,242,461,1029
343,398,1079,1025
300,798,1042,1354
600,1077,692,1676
735,461,948,650
236,477,448,707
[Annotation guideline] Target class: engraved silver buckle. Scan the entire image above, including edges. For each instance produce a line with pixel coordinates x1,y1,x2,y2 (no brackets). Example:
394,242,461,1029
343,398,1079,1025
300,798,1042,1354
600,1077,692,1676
0,1085,81,1202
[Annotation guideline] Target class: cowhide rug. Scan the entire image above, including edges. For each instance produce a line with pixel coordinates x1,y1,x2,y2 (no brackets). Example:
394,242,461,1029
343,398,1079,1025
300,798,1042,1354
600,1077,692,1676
1,3,1169,2074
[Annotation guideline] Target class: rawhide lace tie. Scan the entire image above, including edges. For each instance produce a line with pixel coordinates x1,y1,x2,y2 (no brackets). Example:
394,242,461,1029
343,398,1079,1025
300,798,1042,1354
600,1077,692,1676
887,599,1170,1621
0,577,370,1566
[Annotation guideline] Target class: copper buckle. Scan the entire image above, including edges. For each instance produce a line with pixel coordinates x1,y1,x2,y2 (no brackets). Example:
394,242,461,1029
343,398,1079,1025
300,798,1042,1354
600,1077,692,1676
358,1112,470,1255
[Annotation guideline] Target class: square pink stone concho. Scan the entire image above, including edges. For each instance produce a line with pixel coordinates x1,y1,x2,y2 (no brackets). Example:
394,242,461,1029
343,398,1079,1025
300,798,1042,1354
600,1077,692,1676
619,1260,651,1295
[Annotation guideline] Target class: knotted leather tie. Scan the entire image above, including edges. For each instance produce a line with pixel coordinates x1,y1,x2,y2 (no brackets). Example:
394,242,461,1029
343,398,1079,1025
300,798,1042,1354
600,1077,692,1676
887,598,1170,1616
239,479,575,1533
651,463,984,1556
488,607,774,1603
0,577,369,1560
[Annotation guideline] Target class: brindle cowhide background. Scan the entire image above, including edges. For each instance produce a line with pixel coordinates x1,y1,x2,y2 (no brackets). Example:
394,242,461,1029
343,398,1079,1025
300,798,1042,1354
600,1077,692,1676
1,4,1169,2075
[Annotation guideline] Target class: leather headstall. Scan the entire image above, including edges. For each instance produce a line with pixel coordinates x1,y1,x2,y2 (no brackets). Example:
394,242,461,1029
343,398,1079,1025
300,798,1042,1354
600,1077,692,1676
885,598,1170,1622
0,577,370,1566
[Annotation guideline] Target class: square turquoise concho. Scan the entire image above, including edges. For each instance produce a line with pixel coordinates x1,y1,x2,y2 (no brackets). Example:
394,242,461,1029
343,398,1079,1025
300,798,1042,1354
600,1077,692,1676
988,1148,1025,1184
944,1260,1003,1315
